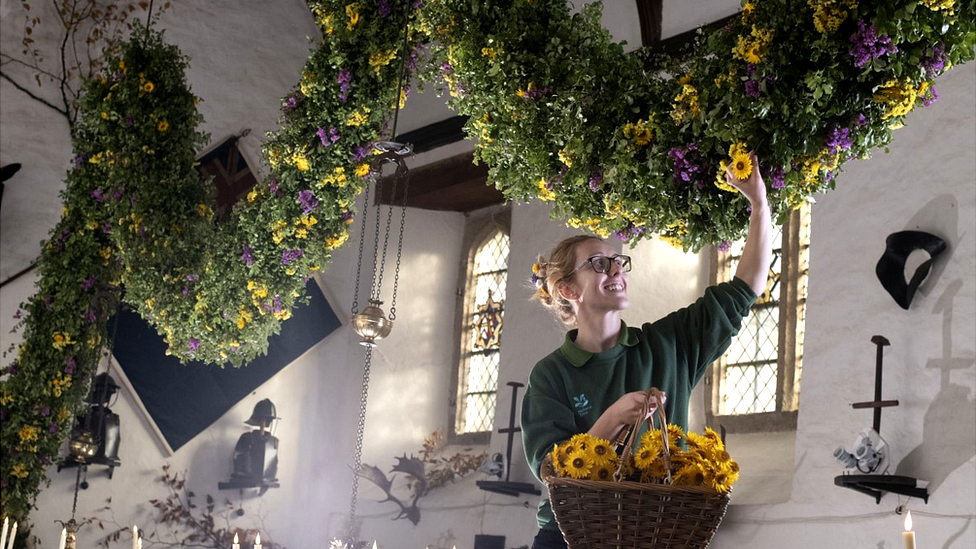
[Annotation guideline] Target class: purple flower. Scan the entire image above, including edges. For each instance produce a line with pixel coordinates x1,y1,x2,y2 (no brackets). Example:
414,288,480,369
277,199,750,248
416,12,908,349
269,179,280,196
125,114,134,127
921,43,947,77
182,286,190,297
186,274,198,282
352,143,373,163
74,154,87,167
921,85,939,107
282,94,302,113
40,406,51,417
282,249,304,265
855,113,869,127
825,125,853,154
412,0,422,8
49,422,59,434
338,69,352,102
849,20,897,68
668,143,705,189
188,338,200,353
102,222,112,234
717,241,732,253
65,356,76,374
44,296,54,311
272,295,283,313
378,0,392,17
588,170,604,191
744,79,762,99
317,127,340,147
92,187,105,203
242,245,254,266
83,309,97,323
8,363,19,375
530,273,540,285
768,166,786,190
114,187,124,200
13,309,22,319
298,189,319,214
613,224,647,242
341,211,354,223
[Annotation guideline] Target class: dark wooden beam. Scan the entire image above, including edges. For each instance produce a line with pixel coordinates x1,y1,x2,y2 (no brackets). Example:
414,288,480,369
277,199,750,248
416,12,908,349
394,115,468,154
645,12,741,59
375,151,503,212
636,0,663,46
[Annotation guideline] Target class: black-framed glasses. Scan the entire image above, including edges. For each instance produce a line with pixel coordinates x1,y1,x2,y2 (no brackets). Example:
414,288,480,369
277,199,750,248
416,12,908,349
570,254,632,275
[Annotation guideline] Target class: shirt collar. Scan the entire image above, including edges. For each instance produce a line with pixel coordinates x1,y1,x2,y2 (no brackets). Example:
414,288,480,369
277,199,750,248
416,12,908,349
559,320,637,367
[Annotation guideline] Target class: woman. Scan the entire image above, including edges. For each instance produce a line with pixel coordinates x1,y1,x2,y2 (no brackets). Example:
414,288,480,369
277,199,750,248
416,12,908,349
520,153,772,549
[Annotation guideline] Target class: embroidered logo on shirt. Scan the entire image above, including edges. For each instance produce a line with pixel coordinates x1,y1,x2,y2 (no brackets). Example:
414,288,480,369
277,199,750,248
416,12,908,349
573,394,592,417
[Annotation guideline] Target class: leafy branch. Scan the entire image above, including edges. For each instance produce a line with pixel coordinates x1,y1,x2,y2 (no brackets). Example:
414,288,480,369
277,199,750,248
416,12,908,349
0,0,169,130
83,465,286,549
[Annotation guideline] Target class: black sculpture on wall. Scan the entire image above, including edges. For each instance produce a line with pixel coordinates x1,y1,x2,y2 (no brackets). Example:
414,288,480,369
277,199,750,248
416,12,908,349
875,231,947,309
219,399,280,494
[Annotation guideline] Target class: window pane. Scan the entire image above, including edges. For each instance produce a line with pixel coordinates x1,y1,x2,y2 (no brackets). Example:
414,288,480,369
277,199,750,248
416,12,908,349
457,229,510,435
725,362,776,414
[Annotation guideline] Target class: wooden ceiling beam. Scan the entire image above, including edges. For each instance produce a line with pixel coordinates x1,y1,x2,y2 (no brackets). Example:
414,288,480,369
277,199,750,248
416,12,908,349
375,151,503,212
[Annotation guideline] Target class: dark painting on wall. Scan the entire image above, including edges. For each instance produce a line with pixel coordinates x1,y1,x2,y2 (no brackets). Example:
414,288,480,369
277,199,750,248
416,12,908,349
111,279,341,452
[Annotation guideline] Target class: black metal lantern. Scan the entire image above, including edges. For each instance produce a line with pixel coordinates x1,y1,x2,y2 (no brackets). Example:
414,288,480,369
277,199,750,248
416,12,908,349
59,373,122,477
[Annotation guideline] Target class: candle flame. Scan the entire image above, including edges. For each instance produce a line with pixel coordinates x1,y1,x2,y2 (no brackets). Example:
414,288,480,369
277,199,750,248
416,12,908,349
255,534,261,545
234,533,239,544
905,510,913,531
133,526,139,535
372,542,377,549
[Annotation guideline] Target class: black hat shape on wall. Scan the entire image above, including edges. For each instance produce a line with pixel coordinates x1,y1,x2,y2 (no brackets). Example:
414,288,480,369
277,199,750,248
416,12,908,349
875,231,947,310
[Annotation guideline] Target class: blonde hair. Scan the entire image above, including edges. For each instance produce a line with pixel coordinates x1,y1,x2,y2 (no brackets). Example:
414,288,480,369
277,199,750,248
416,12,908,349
530,235,602,326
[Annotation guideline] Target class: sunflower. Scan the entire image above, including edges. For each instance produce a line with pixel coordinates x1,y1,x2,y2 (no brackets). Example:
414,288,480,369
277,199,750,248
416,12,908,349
157,120,169,132
566,454,594,479
730,150,752,180
590,440,615,467
633,445,659,471
672,462,707,486
143,81,155,93
590,465,614,481
709,464,735,493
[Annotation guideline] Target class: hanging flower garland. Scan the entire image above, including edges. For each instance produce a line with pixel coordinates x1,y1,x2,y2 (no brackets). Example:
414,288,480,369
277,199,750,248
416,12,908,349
417,0,974,250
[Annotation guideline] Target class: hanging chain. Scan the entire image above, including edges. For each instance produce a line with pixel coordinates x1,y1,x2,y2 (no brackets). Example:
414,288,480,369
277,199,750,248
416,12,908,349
346,345,373,548
351,182,372,315
373,182,397,301
388,168,410,321
368,176,386,302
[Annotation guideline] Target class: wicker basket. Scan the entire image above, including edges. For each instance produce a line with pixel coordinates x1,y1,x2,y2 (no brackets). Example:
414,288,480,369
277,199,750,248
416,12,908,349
543,388,730,549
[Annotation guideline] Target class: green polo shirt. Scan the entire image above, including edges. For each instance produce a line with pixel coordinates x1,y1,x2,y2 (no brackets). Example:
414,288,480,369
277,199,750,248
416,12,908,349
520,277,758,531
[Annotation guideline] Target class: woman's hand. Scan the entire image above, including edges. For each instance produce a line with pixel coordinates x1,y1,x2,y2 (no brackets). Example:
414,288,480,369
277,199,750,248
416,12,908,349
587,391,666,441
725,152,768,208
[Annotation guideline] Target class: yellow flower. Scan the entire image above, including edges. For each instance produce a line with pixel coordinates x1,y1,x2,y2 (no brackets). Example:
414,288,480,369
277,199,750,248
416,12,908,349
808,0,856,34
743,2,755,15
157,120,169,132
319,12,335,34
274,309,292,321
732,26,774,62
197,204,209,217
369,49,397,74
589,465,614,481
346,3,360,30
346,106,371,126
292,152,311,171
52,332,75,350
142,81,155,93
729,149,753,181
355,163,371,177
558,148,573,167
565,453,593,479
326,232,350,250
247,188,261,202
481,47,497,58
11,463,29,478
237,308,253,329
20,424,40,445
118,60,126,70
622,121,653,146
873,79,920,120
295,227,308,239
671,84,701,123
919,0,954,10
101,111,110,120
537,179,555,201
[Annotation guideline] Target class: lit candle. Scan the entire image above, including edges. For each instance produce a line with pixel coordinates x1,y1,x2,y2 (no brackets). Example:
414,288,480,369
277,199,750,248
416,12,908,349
137,535,142,549
372,542,377,549
58,528,67,549
132,526,139,549
1,517,9,549
254,534,261,549
903,511,916,549
7,521,17,549
233,533,240,549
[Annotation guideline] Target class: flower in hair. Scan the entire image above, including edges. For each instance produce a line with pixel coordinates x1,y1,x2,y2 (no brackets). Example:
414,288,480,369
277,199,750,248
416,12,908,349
531,262,545,286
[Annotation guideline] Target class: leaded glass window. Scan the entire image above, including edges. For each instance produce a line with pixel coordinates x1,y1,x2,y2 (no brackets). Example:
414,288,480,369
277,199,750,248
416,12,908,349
455,228,509,436
707,204,810,432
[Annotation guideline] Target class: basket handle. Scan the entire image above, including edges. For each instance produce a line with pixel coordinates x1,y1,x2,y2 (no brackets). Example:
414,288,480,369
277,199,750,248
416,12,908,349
614,387,671,483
